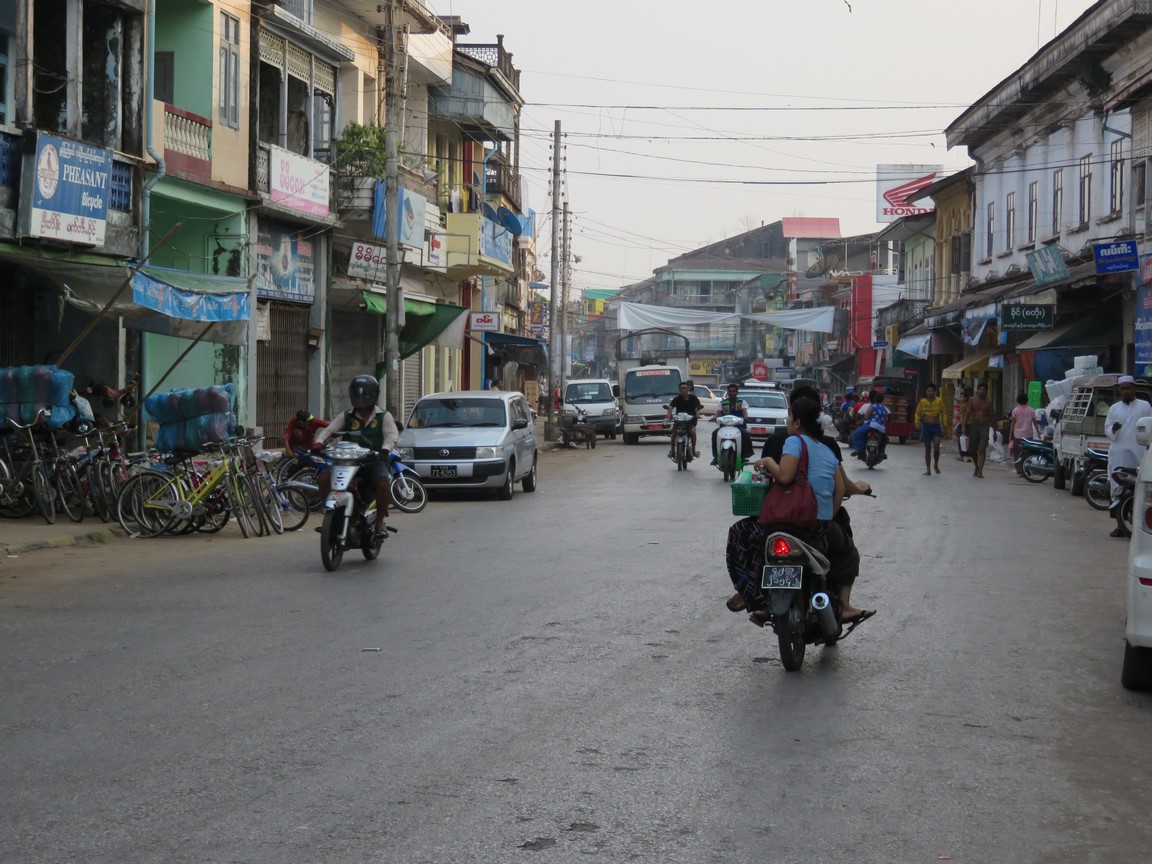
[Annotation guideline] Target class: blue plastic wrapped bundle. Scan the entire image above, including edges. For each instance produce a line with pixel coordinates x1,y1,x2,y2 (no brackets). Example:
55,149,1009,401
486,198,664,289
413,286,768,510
0,365,78,430
144,384,235,425
153,412,237,453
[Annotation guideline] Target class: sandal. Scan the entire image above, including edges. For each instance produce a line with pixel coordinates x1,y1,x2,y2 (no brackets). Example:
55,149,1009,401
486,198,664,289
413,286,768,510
726,593,746,612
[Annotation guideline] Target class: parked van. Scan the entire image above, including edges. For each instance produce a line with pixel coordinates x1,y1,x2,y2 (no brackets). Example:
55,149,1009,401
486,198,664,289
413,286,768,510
1053,374,1152,494
563,378,621,439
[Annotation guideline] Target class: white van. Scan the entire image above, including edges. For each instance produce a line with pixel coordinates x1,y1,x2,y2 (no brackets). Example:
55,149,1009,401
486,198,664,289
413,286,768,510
563,379,621,439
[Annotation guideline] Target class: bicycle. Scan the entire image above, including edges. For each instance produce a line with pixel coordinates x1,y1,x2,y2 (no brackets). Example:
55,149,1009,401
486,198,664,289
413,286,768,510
6,411,56,524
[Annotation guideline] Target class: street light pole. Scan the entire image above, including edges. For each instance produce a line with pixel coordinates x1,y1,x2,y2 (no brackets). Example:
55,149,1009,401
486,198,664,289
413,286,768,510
546,120,561,439
382,0,403,419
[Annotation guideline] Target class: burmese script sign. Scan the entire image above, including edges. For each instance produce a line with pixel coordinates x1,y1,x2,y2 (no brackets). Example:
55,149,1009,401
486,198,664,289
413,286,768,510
1001,303,1054,332
20,132,112,245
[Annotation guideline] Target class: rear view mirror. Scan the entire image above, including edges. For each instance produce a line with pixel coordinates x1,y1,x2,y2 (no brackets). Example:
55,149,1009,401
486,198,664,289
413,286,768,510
1137,417,1152,448
512,418,528,430
611,384,620,398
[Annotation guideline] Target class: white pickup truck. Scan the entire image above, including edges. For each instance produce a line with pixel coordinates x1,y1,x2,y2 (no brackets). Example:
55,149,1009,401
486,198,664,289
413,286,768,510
1053,375,1152,494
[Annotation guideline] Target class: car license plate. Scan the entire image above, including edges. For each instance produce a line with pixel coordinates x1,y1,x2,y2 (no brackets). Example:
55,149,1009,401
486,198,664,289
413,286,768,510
749,425,767,436
430,465,457,478
761,565,802,590
647,423,665,431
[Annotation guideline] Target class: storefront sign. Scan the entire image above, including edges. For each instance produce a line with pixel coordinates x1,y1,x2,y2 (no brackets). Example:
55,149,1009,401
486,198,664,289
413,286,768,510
529,297,548,335
426,231,446,269
131,271,250,321
470,311,499,332
372,182,426,249
875,164,940,223
1093,240,1139,274
268,145,330,218
256,220,316,303
20,133,112,245
1137,254,1152,366
480,216,513,267
347,241,388,281
751,361,769,381
1001,303,1054,331
1026,244,1069,286
690,359,722,377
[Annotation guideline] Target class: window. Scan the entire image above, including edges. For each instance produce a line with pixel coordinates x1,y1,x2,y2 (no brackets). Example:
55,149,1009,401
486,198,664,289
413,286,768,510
1078,154,1092,226
1027,181,1038,244
313,91,333,161
1005,192,1015,251
219,12,240,129
1137,161,1147,209
1052,169,1063,235
985,202,995,258
1110,139,1125,214
154,52,175,105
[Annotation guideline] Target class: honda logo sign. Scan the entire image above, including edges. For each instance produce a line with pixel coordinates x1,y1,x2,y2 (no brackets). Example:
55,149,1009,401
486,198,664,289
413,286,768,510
876,164,941,223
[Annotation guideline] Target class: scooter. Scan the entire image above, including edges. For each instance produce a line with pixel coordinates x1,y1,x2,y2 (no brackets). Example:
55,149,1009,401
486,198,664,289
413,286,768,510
560,404,596,449
862,429,886,469
1018,436,1056,483
669,411,695,471
752,509,876,672
1082,448,1112,511
318,441,398,572
715,415,746,482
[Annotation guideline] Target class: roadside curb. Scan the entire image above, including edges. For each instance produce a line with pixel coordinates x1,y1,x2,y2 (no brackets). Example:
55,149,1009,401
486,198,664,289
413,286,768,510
1,528,119,557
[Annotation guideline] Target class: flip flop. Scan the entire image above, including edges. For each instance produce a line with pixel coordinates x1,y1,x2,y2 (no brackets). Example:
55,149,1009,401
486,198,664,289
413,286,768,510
841,609,876,624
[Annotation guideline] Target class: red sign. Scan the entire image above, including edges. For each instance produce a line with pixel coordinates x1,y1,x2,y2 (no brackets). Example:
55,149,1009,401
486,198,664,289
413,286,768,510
751,362,768,381
902,368,918,378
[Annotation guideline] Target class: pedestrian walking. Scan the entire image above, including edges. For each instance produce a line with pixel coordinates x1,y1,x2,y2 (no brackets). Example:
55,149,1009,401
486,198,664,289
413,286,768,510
1106,375,1152,537
960,382,994,478
953,389,970,461
1009,393,1039,477
914,382,948,475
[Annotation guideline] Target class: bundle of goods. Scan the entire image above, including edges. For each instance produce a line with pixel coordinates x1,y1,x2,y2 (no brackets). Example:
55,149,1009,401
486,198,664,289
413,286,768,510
145,383,236,452
1064,355,1103,379
0,366,78,430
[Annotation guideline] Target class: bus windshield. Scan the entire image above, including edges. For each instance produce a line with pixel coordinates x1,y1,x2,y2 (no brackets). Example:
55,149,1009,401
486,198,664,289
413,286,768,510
625,369,681,400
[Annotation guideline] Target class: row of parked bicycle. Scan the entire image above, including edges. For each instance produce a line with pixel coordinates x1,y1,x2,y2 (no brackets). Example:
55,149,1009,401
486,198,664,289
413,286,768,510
0,411,319,538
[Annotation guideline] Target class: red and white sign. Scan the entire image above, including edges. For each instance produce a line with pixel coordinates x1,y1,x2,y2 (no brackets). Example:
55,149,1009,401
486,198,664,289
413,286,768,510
876,164,940,223
347,241,387,281
470,312,499,332
751,361,769,381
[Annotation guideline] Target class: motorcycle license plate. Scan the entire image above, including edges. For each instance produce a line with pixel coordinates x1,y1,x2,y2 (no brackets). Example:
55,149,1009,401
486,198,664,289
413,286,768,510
749,425,767,436
430,465,457,478
647,423,665,431
761,565,802,590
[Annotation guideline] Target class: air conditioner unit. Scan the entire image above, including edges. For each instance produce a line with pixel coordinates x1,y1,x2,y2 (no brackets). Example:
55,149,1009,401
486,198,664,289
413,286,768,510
516,236,533,249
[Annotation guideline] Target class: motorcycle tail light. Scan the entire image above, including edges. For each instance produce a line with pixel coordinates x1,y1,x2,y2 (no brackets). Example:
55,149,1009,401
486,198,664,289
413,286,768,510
771,537,792,557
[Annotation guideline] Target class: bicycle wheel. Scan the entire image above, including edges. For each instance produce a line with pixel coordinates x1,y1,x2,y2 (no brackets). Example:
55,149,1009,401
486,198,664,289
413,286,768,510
32,464,56,524
287,465,323,511
253,472,284,535
226,473,258,538
277,485,311,532
194,485,231,534
55,463,86,524
116,471,179,538
86,463,113,523
0,457,35,519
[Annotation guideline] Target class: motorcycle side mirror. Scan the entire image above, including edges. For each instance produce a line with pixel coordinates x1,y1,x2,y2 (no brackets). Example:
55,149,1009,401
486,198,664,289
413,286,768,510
395,421,405,432
1136,416,1152,448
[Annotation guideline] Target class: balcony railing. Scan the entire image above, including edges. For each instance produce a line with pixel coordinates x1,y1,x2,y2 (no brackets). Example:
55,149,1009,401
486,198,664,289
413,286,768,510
456,36,521,93
164,105,212,184
655,292,736,309
483,161,520,211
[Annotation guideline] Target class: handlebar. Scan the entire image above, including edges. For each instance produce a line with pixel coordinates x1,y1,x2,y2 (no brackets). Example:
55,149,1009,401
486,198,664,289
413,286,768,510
6,408,49,430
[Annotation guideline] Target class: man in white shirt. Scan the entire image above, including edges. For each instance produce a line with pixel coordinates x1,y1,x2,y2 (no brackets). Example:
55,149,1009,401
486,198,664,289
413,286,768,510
1106,375,1152,537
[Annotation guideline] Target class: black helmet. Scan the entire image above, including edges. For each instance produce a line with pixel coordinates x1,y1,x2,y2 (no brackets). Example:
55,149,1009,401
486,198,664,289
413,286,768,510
349,375,379,410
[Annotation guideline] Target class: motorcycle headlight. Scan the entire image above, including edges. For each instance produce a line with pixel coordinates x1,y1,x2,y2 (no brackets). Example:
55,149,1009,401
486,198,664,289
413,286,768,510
396,446,414,460
476,445,505,460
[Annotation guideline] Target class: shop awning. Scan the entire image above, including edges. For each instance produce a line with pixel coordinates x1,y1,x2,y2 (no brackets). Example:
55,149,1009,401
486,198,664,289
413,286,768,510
940,347,1000,379
361,292,468,359
1016,310,1120,350
482,331,549,369
895,332,931,360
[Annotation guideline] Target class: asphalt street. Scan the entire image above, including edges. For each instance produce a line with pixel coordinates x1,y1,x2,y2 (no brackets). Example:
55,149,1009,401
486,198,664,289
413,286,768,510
1,430,1148,863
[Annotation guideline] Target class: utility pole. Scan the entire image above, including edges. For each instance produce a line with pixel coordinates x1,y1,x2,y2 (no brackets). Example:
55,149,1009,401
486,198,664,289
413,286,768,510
561,198,570,391
546,120,561,439
382,0,403,419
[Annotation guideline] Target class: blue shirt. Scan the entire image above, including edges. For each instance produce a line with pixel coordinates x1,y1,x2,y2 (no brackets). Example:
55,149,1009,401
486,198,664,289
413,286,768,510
868,403,890,432
782,433,839,521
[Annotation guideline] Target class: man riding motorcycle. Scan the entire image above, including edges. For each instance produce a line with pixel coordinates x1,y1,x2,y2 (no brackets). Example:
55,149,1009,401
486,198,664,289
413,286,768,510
312,375,399,540
711,383,755,465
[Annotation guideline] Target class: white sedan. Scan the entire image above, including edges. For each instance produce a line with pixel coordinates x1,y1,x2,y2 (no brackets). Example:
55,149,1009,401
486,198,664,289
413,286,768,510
738,390,789,440
694,384,720,415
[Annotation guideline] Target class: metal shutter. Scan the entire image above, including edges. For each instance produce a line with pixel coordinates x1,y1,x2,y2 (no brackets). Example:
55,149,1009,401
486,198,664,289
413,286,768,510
256,302,310,445
401,351,422,423
329,310,381,417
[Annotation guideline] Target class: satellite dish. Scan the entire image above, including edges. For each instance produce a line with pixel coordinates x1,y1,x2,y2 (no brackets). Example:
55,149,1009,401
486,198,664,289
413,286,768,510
804,252,841,279
496,205,522,236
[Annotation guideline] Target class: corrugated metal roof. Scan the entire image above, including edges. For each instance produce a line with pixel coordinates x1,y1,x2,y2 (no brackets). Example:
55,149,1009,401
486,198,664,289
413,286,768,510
780,217,841,239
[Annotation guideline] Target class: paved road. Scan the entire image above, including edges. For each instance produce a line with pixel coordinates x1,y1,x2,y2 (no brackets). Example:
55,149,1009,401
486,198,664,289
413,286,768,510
1,434,1148,863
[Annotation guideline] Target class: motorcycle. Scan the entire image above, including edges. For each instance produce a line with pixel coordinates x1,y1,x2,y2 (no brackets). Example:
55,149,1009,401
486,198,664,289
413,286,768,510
714,415,746,482
1018,436,1057,483
318,441,399,572
861,429,886,469
669,411,695,471
1082,448,1112,511
560,404,596,449
1115,466,1137,537
293,447,426,516
755,508,876,671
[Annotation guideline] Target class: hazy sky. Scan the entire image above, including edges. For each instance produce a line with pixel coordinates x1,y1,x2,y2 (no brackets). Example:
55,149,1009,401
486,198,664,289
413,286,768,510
435,0,1095,291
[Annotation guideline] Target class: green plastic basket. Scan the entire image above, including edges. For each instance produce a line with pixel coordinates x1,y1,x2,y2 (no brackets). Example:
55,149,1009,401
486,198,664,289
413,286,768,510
731,479,770,517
